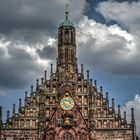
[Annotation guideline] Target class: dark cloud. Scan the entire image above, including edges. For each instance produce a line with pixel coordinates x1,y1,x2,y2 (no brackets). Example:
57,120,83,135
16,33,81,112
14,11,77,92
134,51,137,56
37,46,56,60
0,47,41,89
0,0,86,34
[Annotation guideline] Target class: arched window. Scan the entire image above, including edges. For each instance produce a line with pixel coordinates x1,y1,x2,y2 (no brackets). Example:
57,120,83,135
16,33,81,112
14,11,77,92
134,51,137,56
62,132,74,140
80,133,87,140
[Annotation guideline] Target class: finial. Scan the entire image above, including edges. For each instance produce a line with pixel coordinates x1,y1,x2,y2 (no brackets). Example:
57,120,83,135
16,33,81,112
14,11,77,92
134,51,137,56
41,78,44,85
44,70,47,81
94,80,97,89
30,85,33,95
106,92,108,100
36,79,39,91
87,70,89,80
131,108,135,125
13,104,15,116
112,98,115,112
51,64,53,76
106,92,109,109
7,110,10,120
0,106,2,121
118,104,121,117
90,79,92,85
124,111,126,120
81,64,83,76
25,91,28,98
65,4,69,19
100,86,103,96
19,98,21,113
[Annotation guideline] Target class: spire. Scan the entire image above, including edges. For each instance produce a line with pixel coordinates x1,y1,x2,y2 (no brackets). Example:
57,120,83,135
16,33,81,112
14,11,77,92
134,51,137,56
41,78,44,85
65,4,69,19
131,108,135,125
44,70,47,81
87,70,89,80
36,79,39,91
13,104,15,116
0,106,2,121
30,85,33,95
19,98,21,113
112,98,115,113
7,110,10,120
94,80,97,89
25,91,28,98
51,64,53,76
106,92,109,108
100,86,103,96
0,106,2,128
90,79,93,85
81,64,83,76
118,104,121,117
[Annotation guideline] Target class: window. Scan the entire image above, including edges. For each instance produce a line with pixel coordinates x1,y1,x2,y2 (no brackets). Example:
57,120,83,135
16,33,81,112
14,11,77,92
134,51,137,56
62,132,74,140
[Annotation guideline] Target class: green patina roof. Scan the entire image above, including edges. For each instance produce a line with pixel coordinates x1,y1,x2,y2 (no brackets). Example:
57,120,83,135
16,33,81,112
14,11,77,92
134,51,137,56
59,19,74,27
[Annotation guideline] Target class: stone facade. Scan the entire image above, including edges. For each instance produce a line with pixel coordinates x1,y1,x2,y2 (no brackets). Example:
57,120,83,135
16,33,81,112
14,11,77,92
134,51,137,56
0,10,137,140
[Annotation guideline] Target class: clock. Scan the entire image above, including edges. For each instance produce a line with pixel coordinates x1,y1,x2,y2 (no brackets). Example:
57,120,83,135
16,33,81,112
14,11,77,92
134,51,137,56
60,96,74,110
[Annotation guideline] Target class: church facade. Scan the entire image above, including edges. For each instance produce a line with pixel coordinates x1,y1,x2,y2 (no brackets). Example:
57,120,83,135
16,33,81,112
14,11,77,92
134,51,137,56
0,10,137,140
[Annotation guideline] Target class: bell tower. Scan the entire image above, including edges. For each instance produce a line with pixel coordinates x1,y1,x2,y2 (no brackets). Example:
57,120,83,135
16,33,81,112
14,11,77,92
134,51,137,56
57,5,77,81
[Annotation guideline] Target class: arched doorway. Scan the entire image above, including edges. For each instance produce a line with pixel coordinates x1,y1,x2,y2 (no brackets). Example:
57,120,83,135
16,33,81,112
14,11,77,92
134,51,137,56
61,132,74,140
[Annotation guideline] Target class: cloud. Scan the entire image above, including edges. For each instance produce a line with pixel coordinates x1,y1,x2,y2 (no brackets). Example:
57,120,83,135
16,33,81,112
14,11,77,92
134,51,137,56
0,33,56,89
123,94,140,138
96,1,140,37
0,0,86,34
76,16,140,76
0,0,87,90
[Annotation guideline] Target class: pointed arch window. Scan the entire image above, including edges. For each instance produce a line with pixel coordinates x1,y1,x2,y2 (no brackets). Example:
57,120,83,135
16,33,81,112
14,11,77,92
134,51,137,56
62,132,74,140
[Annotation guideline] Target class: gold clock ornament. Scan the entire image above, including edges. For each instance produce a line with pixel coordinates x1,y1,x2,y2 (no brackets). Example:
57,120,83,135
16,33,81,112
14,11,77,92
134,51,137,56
60,96,74,110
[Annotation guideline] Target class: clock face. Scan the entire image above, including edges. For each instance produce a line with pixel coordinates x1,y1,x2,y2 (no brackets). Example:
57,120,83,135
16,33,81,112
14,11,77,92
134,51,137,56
60,97,74,110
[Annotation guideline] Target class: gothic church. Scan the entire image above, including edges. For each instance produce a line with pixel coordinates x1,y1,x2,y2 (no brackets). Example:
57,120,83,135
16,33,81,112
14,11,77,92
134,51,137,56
0,9,137,140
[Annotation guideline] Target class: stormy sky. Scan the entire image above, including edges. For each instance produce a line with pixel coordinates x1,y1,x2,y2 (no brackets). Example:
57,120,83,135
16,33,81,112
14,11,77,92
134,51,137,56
0,0,140,137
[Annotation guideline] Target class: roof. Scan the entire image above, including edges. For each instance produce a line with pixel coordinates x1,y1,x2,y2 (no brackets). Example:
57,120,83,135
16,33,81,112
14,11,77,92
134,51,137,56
59,19,74,28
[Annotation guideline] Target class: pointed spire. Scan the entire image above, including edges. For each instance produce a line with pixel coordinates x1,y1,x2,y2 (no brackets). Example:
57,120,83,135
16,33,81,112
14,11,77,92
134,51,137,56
0,106,2,128
124,111,126,121
25,91,28,98
19,98,21,113
30,85,33,95
0,106,2,121
36,79,39,91
106,92,109,108
118,104,121,117
7,110,10,120
112,98,115,113
94,80,97,89
65,3,69,19
87,70,89,80
81,64,83,76
131,108,135,125
90,79,92,85
100,86,103,96
13,104,15,116
41,77,44,85
44,70,47,81
51,64,53,76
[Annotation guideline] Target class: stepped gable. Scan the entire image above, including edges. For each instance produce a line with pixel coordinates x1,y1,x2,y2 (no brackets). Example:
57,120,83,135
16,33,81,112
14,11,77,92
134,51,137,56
0,6,137,140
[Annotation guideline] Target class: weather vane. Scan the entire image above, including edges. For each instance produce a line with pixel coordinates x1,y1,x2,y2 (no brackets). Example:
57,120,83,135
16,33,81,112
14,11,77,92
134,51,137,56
65,3,69,19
